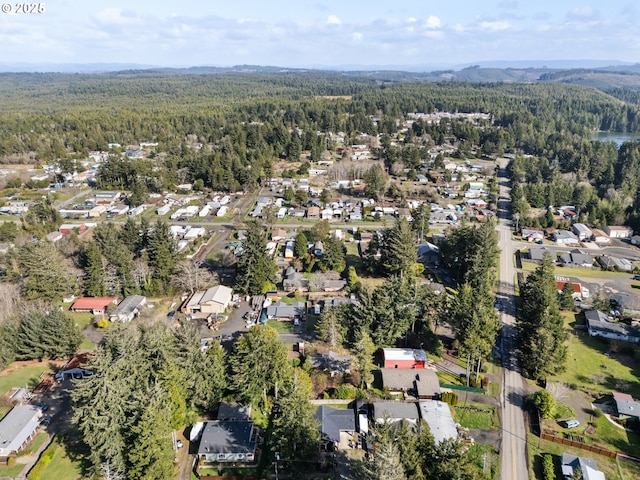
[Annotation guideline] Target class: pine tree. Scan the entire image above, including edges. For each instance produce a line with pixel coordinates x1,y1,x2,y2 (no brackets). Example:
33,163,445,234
235,220,277,295
127,391,175,480
381,217,417,278
316,305,347,348
352,331,375,388
355,432,407,480
270,369,319,470
228,325,292,405
294,231,309,259
318,235,345,272
518,252,568,380
83,242,106,296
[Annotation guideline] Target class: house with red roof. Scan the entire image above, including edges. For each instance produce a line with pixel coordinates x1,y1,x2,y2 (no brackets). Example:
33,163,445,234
71,297,117,315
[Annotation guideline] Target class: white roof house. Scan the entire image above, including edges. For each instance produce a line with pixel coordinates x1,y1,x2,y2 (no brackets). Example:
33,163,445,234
186,286,233,315
0,405,42,456
418,401,458,444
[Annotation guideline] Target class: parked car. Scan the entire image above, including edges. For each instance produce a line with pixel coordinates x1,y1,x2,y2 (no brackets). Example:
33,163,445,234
40,417,52,426
633,275,640,281
559,419,580,428
176,440,183,449
34,403,48,412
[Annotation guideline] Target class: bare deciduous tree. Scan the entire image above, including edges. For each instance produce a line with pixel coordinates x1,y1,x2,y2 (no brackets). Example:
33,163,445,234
172,260,217,294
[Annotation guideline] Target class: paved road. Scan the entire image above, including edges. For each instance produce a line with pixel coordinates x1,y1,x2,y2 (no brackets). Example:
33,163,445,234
496,159,529,480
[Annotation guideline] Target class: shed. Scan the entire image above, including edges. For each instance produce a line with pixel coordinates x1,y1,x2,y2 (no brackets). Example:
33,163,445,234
186,286,233,315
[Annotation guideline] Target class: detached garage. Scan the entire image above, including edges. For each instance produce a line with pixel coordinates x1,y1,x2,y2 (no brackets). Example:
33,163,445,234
186,285,233,315
381,348,427,369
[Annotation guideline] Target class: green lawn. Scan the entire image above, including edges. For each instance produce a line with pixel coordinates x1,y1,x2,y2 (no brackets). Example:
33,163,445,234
0,364,54,395
0,462,25,477
520,260,629,280
19,432,49,457
266,319,293,334
69,311,97,351
548,313,640,398
279,294,306,305
28,438,85,480
527,432,640,480
453,403,498,430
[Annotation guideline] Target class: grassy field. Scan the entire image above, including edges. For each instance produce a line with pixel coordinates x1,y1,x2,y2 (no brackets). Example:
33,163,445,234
520,260,630,279
527,432,640,480
0,364,55,395
29,437,85,480
548,313,640,398
266,319,294,334
0,462,25,477
453,403,499,430
69,311,97,351
19,431,49,457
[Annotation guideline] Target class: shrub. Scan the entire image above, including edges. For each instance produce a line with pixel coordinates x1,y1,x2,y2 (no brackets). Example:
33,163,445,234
6,456,16,467
529,390,557,419
441,392,459,406
95,318,109,329
542,454,555,480
334,384,357,400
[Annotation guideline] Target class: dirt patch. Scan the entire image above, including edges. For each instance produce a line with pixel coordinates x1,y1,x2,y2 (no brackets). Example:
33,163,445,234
0,359,65,378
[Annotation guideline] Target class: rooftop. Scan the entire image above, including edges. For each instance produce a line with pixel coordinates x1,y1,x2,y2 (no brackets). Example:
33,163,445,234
197,421,256,455
314,406,355,443
418,401,458,444
382,348,427,362
0,405,41,455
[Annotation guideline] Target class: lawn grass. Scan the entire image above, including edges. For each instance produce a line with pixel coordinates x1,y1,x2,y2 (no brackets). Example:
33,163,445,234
527,432,640,480
548,313,640,398
0,364,54,395
19,431,49,457
29,437,85,480
453,403,498,430
267,319,294,334
69,311,98,351
520,261,629,280
0,462,25,477
279,294,306,305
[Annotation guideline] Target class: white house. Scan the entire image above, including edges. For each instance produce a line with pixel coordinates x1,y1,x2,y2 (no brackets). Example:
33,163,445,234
185,286,233,315
0,405,42,456
604,225,633,238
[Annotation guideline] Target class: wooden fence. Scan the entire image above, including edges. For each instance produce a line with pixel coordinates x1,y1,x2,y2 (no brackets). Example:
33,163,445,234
540,432,616,458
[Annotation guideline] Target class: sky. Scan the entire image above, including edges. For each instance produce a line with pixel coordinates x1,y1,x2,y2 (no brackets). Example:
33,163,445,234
0,0,639,69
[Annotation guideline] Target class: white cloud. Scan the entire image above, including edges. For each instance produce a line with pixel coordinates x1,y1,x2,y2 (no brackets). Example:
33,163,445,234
479,20,510,32
568,6,596,20
407,17,417,24
92,8,141,27
326,14,341,25
425,15,442,29
352,32,363,42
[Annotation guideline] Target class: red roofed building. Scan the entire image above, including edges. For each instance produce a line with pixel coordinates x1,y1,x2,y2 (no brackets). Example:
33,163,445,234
556,281,582,299
71,297,117,315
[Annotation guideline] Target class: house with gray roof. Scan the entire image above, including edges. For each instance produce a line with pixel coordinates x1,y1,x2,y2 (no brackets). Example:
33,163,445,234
109,295,146,322
315,406,356,450
612,391,640,421
585,310,640,344
612,293,640,319
558,250,593,268
552,230,579,245
197,421,259,464
561,453,605,480
311,351,351,375
0,405,42,456
380,368,441,400
572,223,593,241
372,402,421,425
528,247,555,262
265,301,305,320
217,402,251,422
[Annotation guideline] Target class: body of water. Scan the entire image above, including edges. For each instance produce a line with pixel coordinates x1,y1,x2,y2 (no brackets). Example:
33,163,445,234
592,131,640,146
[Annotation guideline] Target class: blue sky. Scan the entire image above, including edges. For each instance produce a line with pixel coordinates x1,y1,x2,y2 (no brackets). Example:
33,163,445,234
1,0,638,68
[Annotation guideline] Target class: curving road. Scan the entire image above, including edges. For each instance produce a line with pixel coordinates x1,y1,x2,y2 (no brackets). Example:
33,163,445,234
496,159,529,480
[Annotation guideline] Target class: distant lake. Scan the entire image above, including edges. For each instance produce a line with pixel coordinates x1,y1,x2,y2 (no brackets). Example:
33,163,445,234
592,131,640,146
